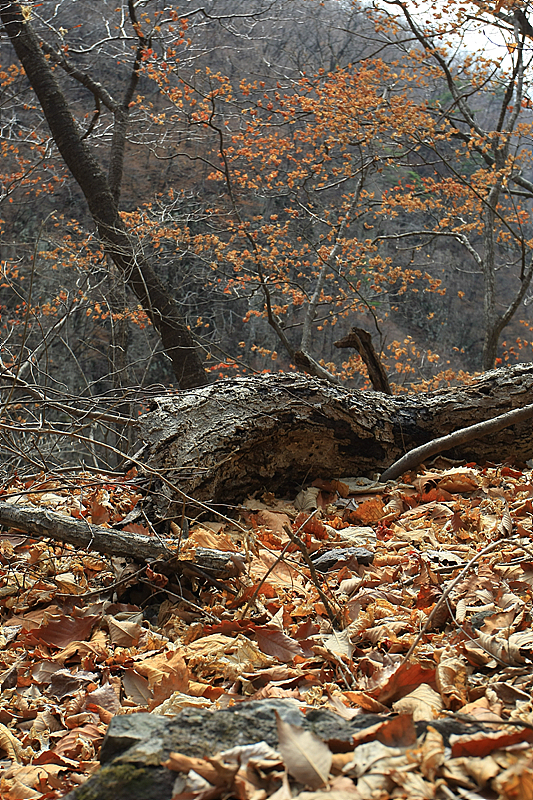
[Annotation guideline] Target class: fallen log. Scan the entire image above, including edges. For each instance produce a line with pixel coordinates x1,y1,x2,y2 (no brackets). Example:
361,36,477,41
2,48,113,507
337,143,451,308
381,401,533,481
137,364,533,513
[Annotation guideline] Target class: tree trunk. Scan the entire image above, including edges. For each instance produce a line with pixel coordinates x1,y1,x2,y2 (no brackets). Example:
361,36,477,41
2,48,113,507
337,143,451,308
138,364,533,514
334,327,392,394
0,3,208,390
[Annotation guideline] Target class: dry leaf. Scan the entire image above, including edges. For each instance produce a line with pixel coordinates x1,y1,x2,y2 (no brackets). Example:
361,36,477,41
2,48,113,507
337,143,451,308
435,650,468,710
392,683,443,721
275,711,332,789
105,615,142,647
254,626,305,662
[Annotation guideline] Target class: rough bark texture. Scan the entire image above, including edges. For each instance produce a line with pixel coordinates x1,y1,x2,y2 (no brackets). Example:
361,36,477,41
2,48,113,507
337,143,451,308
138,364,533,513
0,502,240,579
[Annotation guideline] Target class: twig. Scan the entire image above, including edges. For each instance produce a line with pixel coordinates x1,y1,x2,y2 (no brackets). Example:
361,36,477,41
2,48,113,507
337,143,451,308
138,579,221,623
402,538,508,662
282,523,340,628
443,710,533,732
55,565,147,600
241,510,321,619
240,540,293,619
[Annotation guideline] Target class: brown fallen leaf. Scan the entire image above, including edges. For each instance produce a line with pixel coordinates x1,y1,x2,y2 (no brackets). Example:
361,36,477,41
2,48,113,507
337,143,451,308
254,625,305,662
435,649,468,710
275,711,332,789
105,614,142,647
163,752,237,786
392,683,443,721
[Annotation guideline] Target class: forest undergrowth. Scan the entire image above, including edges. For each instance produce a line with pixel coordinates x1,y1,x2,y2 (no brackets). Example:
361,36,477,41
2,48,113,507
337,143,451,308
1,455,533,798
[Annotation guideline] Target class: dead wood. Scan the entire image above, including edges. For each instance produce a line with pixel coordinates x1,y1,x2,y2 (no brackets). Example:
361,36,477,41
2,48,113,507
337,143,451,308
381,401,533,481
138,364,533,513
0,502,238,579
334,327,392,394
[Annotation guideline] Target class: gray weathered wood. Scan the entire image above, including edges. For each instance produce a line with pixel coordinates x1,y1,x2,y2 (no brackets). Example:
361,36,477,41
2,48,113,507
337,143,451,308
0,502,238,579
138,365,533,511
0,502,169,561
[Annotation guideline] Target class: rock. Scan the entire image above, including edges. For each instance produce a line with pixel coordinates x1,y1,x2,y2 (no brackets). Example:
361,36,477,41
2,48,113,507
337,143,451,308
99,713,169,765
64,700,385,800
311,547,374,571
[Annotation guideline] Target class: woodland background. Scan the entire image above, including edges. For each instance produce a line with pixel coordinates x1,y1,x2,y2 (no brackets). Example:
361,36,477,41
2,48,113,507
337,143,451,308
4,5,533,798
2,0,533,468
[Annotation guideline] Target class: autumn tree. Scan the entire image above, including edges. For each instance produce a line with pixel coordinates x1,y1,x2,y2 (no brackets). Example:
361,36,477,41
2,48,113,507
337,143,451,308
134,8,457,386
5,0,533,400
0,1,292,390
369,0,533,370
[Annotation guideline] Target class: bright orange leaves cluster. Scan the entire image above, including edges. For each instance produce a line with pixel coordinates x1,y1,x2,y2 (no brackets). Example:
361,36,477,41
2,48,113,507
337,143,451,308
135,0,533,382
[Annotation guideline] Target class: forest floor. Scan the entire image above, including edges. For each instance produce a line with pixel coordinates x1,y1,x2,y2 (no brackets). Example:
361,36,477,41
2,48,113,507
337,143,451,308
1,458,533,799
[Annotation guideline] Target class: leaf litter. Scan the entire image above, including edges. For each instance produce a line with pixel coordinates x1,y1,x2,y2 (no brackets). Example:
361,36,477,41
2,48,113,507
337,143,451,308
1,464,533,797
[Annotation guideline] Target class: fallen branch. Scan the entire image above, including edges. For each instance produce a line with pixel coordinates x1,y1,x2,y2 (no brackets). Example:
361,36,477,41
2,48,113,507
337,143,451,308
380,401,533,481
0,502,239,581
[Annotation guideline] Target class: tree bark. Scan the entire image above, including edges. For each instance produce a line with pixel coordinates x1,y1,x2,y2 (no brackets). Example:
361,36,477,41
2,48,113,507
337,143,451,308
0,3,208,390
0,502,240,579
138,364,533,513
334,327,392,394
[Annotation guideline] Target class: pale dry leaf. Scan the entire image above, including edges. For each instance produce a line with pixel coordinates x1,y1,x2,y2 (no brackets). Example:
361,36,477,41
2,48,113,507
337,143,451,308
355,772,394,800
151,691,212,715
186,527,237,551
441,758,478,789
268,771,292,800
0,722,31,763
86,683,121,715
294,488,320,511
2,778,43,799
392,683,443,722
296,790,361,800
120,669,150,706
419,726,445,782
443,756,500,790
322,629,354,659
105,615,141,647
219,741,280,766
464,755,500,788
455,598,468,624
337,527,376,547
186,633,273,679
342,741,406,778
134,649,189,704
163,752,228,785
493,756,533,800
476,630,524,666
498,503,513,538
390,770,436,798
338,577,363,596
435,650,468,710
275,711,332,789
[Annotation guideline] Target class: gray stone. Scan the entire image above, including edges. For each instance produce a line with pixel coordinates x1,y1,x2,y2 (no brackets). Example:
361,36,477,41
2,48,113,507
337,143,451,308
99,713,169,764
64,700,383,800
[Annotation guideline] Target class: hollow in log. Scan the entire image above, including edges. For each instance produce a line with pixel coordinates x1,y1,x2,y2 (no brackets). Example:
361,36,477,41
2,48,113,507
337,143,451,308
137,365,533,513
